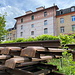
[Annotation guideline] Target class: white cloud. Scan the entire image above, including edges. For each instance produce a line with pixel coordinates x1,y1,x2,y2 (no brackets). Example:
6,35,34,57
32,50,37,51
30,0,75,10
0,5,25,29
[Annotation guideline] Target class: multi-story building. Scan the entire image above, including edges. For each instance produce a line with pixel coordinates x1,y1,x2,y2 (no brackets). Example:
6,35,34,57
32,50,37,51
56,6,75,35
6,24,16,40
15,5,58,38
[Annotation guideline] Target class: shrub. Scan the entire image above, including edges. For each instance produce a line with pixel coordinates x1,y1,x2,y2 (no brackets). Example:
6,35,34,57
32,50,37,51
14,38,26,42
58,34,74,45
2,35,59,43
24,37,35,42
2,40,15,43
35,34,59,41
49,51,75,75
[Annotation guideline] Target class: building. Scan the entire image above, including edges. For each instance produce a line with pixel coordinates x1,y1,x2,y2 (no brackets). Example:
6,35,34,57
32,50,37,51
56,6,75,35
15,5,58,38
6,24,16,40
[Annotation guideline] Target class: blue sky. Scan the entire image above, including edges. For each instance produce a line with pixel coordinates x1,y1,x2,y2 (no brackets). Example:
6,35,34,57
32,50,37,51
0,0,75,29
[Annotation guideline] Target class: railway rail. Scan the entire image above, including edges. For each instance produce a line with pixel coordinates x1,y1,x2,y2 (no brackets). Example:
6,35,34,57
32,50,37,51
0,40,65,75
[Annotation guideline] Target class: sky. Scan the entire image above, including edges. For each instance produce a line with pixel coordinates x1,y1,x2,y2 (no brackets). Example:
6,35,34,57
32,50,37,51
0,0,75,29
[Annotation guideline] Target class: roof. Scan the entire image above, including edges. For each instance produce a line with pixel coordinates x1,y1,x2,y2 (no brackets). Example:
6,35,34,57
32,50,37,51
7,22,17,31
15,5,59,19
56,6,75,16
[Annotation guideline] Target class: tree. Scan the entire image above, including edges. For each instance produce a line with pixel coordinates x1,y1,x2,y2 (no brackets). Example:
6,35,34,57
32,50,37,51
0,14,7,43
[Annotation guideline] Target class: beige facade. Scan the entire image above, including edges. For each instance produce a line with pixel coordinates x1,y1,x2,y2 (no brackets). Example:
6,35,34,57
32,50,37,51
6,29,16,40
15,6,58,38
56,7,75,35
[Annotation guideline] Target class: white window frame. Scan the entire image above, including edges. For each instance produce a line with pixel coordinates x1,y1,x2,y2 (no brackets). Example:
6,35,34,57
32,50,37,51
44,28,48,34
72,16,75,21
60,27,64,33
72,25,75,31
31,24,34,28
60,18,64,23
44,20,48,25
21,25,23,30
20,32,23,36
31,31,34,35
71,7,74,12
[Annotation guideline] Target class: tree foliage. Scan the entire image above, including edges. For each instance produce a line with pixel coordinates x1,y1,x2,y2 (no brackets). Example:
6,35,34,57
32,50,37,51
0,14,7,42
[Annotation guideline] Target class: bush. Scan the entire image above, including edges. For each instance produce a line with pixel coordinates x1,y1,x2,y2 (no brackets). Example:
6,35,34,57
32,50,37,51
24,37,35,42
35,34,59,41
2,34,59,43
14,38,26,42
58,34,74,45
49,51,75,75
2,34,75,45
2,40,15,43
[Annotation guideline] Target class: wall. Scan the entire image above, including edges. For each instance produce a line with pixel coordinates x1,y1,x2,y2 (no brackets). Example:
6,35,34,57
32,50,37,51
57,12,75,35
16,6,58,38
17,17,54,38
7,30,16,40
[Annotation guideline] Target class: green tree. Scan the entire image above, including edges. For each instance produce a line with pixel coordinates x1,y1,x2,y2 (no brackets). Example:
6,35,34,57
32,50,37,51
0,14,7,43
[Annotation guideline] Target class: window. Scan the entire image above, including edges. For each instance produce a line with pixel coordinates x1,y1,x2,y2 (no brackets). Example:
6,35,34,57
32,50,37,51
44,11,47,17
60,11,63,14
7,38,9,40
44,20,47,25
10,33,12,36
31,24,34,28
31,31,34,35
60,18,64,23
44,28,48,34
21,18,23,23
10,37,11,40
60,27,64,33
72,16,75,21
21,25,23,30
72,25,75,31
71,7,74,12
8,33,9,36
31,15,34,20
20,32,23,36
13,34,15,37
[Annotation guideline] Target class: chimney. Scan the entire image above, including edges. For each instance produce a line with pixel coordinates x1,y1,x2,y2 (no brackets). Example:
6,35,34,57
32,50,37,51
36,6,45,11
26,10,33,14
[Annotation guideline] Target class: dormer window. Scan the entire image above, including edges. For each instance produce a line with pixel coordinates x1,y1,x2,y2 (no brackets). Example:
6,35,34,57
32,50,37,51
71,7,74,12
60,10,63,14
